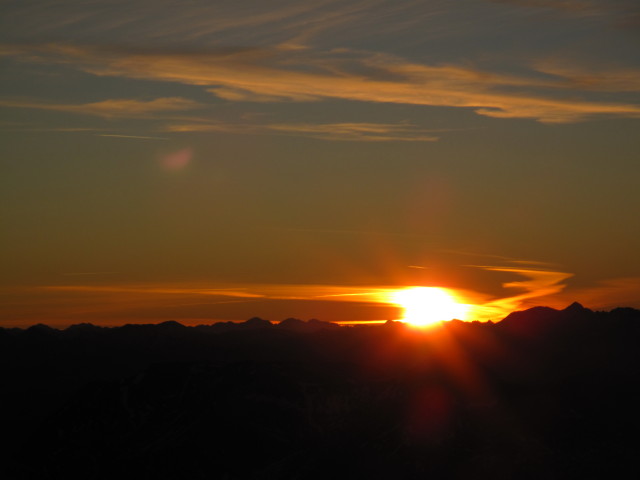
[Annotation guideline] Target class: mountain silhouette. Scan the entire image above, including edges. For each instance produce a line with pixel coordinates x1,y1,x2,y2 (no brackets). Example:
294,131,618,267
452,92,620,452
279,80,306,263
2,304,639,479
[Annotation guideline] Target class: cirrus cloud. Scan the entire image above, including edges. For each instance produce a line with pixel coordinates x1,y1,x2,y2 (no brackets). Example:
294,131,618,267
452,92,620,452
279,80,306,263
0,96,201,119
3,43,639,123
166,121,441,142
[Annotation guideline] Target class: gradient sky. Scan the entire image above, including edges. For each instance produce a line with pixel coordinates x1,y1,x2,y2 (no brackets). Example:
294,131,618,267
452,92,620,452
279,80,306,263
1,0,639,326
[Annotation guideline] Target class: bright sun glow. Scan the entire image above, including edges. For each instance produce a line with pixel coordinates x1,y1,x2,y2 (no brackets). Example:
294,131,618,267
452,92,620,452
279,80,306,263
392,287,469,327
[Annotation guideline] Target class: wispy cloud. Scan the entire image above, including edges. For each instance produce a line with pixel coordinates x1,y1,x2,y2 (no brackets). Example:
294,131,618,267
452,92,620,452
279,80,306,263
166,121,440,142
0,97,201,119
1,94,442,142
62,272,120,276
467,265,574,321
266,122,440,142
490,0,638,17
43,284,267,299
0,124,170,139
0,125,105,133
6,275,636,327
3,43,639,123
0,1,429,50
40,274,577,319
533,60,640,92
0,281,403,326
490,0,602,13
96,134,169,140
489,0,640,32
487,266,573,301
37,283,399,306
440,248,560,268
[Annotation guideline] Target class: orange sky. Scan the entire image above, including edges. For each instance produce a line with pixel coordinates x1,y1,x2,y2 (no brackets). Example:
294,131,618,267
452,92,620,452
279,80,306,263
1,1,639,327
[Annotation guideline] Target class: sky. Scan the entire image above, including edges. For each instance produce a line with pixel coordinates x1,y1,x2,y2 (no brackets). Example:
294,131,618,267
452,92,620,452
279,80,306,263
1,0,639,327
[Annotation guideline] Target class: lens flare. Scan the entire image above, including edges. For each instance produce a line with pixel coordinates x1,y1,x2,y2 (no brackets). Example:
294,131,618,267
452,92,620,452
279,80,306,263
161,147,192,171
392,287,469,327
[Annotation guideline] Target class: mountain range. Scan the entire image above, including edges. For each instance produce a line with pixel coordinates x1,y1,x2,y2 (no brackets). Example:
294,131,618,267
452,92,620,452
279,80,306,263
2,303,639,479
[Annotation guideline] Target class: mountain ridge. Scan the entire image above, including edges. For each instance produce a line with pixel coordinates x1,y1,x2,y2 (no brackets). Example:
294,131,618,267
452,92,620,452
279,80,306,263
2,303,640,479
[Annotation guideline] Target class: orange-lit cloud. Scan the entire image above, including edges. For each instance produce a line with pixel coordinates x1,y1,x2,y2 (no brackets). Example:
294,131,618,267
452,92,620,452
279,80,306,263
0,284,268,327
12,284,362,327
266,123,440,142
3,272,637,328
467,265,574,321
97,134,169,140
42,284,266,298
533,61,640,92
37,283,402,308
3,43,639,123
166,122,440,142
0,283,398,327
0,97,200,118
440,249,561,268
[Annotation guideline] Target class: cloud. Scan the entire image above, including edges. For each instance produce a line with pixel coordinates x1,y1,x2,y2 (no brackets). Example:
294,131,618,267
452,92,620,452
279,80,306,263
468,265,574,320
10,275,637,326
490,0,601,13
0,1,443,54
0,94,441,142
491,266,573,301
42,282,401,307
0,284,267,325
563,277,640,310
0,1,350,47
62,271,120,276
38,283,400,305
96,134,169,140
489,0,638,17
26,283,392,321
266,122,440,141
489,0,640,32
0,125,105,133
0,96,201,119
3,43,639,123
533,61,640,92
441,248,560,268
1,281,403,326
166,121,440,142
43,284,266,298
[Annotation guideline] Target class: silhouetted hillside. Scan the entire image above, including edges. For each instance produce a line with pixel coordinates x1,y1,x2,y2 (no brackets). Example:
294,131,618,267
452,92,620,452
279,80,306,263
2,306,640,479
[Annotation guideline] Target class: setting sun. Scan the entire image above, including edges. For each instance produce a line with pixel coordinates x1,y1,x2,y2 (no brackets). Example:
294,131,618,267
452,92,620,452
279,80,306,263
392,287,469,327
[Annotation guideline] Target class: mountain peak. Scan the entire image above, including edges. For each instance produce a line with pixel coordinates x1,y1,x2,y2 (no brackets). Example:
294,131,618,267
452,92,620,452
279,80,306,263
243,317,272,329
564,301,585,311
562,302,593,317
158,320,186,329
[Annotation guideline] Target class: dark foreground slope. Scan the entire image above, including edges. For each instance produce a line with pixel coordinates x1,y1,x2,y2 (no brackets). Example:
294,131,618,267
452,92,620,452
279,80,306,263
2,304,640,479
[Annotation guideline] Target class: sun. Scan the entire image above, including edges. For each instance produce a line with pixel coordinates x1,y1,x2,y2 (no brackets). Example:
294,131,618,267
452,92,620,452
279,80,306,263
392,287,469,327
